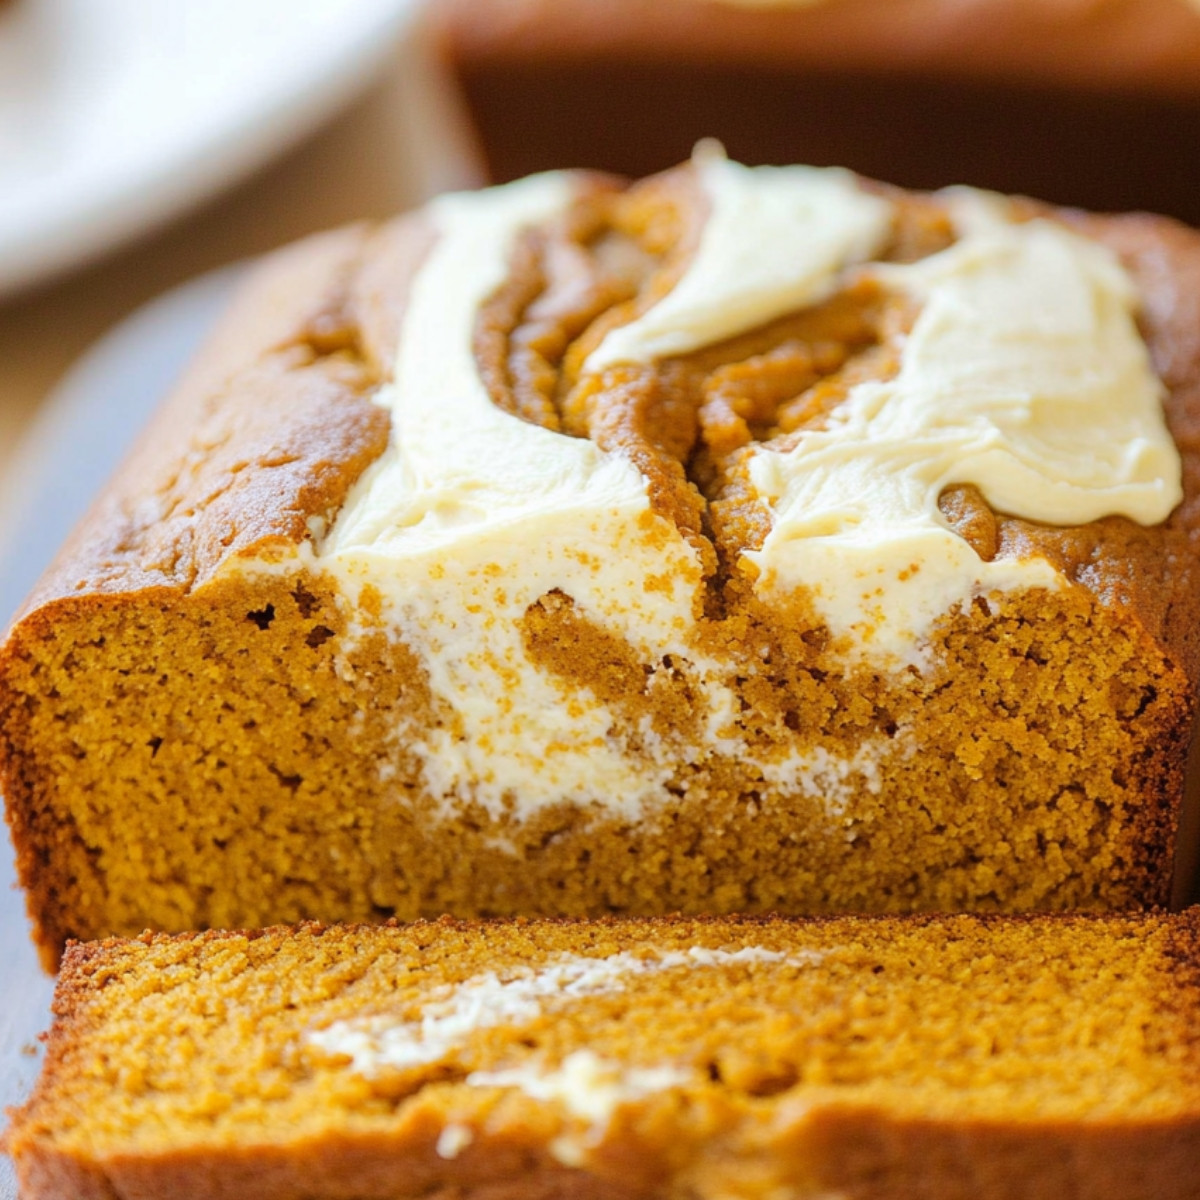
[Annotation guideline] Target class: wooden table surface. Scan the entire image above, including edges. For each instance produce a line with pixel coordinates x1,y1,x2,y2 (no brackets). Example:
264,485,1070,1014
0,38,481,490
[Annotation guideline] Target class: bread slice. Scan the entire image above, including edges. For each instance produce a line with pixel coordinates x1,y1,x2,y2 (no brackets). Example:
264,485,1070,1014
7,911,1200,1199
3,159,1200,968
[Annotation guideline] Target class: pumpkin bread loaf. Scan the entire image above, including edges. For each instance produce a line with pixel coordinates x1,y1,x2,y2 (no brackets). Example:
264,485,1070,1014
7,911,1200,1199
429,0,1200,224
3,156,1200,968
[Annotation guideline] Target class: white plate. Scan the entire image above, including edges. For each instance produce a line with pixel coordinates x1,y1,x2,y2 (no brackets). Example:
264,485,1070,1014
0,267,242,1197
0,0,417,298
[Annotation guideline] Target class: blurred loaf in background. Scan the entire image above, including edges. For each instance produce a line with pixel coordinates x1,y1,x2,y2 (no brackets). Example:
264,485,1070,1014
429,0,1200,223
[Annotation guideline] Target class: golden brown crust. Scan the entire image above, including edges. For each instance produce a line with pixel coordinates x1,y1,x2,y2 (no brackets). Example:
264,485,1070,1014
8,912,1200,1200
14,180,1200,647
11,226,389,620
429,0,1200,98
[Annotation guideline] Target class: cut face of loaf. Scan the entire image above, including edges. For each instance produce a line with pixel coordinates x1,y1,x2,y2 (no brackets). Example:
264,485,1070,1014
3,159,1200,967
7,912,1200,1200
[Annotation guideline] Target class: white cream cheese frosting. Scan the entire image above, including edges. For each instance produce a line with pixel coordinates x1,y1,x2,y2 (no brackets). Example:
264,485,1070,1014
585,155,892,373
307,161,901,824
315,173,725,823
467,1051,691,1128
745,196,1182,664
435,1123,474,1160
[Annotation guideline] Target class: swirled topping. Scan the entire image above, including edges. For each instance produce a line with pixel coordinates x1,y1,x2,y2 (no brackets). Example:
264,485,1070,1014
299,154,1181,821
585,154,892,372
743,194,1181,659
317,171,719,822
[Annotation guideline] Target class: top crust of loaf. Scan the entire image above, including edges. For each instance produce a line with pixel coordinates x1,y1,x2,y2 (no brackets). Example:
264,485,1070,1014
9,176,1200,686
5,220,432,625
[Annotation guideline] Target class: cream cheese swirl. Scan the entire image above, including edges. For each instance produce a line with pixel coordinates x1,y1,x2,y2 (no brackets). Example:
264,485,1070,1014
745,196,1181,663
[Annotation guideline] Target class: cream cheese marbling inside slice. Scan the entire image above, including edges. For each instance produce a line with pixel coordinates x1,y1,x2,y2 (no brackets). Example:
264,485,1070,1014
283,155,1180,829
309,162,896,824
315,174,722,824
307,945,813,1076
585,155,893,373
745,196,1182,665
467,1051,694,1166
466,1052,692,1127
